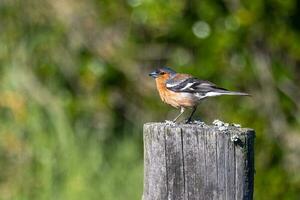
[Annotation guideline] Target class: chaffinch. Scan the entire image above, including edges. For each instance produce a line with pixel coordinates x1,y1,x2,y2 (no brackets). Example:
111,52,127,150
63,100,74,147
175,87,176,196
149,67,249,123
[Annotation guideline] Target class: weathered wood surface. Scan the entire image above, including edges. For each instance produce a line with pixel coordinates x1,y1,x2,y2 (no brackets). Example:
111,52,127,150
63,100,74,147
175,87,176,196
143,122,255,200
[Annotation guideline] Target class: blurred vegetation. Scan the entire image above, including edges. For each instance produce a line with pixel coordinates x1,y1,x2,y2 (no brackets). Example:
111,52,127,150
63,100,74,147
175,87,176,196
0,0,300,199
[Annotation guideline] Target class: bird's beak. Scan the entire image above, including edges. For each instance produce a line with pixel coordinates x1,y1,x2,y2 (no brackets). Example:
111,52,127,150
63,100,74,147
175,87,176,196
149,71,158,78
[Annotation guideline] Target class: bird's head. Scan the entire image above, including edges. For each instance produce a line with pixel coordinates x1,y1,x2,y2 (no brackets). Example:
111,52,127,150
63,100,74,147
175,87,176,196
149,67,176,79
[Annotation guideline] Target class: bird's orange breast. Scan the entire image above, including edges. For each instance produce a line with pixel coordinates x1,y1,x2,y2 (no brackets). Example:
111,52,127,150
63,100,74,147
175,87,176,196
155,77,198,108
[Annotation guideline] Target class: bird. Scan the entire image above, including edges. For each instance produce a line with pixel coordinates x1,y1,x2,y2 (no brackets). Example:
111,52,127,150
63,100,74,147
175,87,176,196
149,67,249,123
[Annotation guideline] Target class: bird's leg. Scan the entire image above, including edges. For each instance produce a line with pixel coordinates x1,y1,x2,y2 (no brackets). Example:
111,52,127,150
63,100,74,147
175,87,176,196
172,107,185,122
185,106,197,124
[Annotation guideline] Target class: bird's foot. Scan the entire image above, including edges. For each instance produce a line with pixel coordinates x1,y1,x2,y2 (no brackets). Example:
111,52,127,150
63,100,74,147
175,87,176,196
185,118,192,124
165,120,176,125
185,118,204,125
194,120,205,126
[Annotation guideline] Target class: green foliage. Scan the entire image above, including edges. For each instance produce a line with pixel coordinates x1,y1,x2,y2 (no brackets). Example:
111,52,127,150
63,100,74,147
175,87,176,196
0,0,300,199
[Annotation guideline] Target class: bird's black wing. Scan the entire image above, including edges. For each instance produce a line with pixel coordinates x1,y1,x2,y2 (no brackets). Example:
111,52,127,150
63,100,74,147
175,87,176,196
166,77,228,94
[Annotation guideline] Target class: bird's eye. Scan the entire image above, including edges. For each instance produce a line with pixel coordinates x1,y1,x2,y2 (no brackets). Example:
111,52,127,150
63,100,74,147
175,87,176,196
159,71,165,75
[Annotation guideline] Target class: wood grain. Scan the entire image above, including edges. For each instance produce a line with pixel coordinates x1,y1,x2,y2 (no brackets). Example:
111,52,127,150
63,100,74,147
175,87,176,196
143,123,255,200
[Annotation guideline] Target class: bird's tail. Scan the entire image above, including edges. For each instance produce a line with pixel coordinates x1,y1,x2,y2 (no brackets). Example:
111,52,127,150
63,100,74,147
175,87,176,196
221,91,250,96
205,90,250,97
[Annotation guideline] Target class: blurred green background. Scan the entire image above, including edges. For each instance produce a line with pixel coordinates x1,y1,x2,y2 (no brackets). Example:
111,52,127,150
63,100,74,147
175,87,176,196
0,0,300,199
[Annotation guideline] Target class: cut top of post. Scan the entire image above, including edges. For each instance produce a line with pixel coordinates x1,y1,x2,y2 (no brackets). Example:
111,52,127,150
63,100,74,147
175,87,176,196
144,122,254,136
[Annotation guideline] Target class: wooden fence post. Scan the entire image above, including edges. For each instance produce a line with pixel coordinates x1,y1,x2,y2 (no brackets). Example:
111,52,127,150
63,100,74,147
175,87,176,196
143,122,255,200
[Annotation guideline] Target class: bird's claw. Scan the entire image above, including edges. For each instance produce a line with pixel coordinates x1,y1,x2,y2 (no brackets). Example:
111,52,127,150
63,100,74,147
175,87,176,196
185,119,204,125
165,120,176,125
194,120,205,125
185,119,192,124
